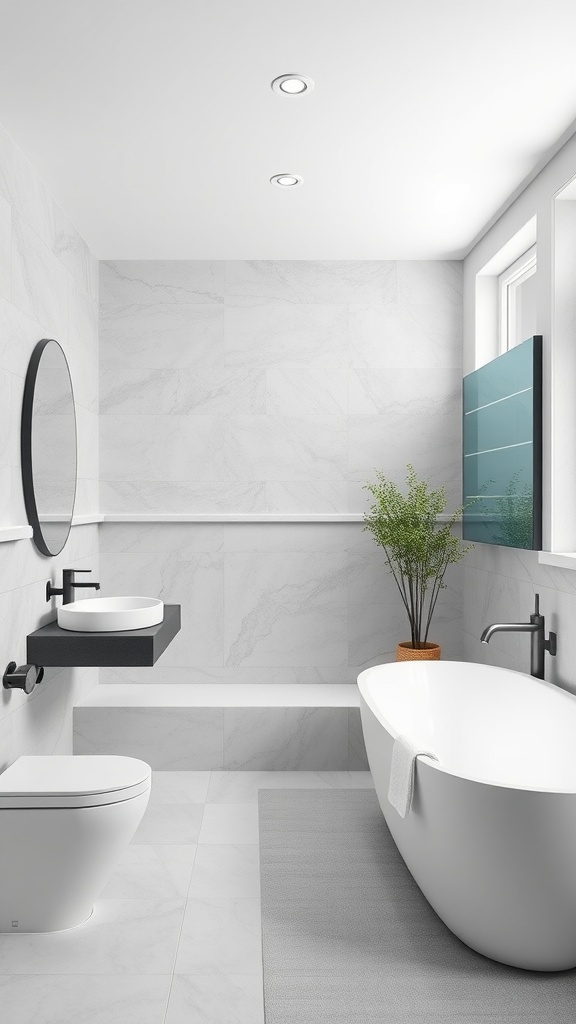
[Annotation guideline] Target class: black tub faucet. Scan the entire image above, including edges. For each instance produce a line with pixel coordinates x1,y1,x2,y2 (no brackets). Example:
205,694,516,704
480,593,557,680
46,569,101,605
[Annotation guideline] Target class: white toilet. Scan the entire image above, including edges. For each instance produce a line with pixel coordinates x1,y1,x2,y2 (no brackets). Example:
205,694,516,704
0,754,151,932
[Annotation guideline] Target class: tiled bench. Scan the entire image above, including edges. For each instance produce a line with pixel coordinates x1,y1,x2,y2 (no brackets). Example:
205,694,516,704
73,683,368,771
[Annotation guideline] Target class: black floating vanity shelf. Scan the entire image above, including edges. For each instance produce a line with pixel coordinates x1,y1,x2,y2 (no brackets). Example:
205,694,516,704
26,604,181,667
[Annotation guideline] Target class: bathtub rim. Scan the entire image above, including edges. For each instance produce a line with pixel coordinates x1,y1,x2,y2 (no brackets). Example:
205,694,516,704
358,660,576,797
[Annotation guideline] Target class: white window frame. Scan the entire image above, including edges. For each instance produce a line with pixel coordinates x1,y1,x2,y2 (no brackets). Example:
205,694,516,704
498,244,537,353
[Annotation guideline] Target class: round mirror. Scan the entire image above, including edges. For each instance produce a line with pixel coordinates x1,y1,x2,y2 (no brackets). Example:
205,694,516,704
21,339,77,556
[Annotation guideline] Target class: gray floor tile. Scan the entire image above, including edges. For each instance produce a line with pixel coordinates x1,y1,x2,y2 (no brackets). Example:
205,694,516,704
102,845,197,898
0,899,185,974
165,974,264,1024
175,898,262,975
206,770,328,804
149,771,211,804
0,974,172,1024
188,845,260,898
133,803,204,844
198,804,259,844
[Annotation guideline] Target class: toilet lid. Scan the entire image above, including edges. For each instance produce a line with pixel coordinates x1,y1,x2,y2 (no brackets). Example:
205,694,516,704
0,755,152,808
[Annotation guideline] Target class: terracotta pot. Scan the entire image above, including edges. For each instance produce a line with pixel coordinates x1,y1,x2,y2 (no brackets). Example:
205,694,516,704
396,641,441,662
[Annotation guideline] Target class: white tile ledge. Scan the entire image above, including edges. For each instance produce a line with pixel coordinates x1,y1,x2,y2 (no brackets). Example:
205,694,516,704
78,682,361,708
0,515,104,543
0,511,458,542
103,513,363,522
0,525,32,543
101,513,458,523
538,551,576,570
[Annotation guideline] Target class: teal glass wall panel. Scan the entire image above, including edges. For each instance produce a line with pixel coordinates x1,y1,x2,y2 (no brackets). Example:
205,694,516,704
462,337,542,549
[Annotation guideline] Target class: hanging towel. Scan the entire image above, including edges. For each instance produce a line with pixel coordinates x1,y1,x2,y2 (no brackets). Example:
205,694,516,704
388,735,439,818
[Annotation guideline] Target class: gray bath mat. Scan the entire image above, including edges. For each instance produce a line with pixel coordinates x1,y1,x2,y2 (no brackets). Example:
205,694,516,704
258,789,576,1023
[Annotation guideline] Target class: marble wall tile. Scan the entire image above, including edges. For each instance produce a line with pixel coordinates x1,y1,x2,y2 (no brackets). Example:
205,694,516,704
224,303,348,369
100,260,224,305
0,712,14,770
0,369,13,477
2,140,56,251
348,709,369,770
224,552,348,667
0,121,99,768
100,522,225,555
100,367,266,416
100,304,224,371
224,260,396,306
99,665,352,686
223,707,349,770
97,260,464,699
0,296,46,378
67,285,99,413
349,301,462,370
349,366,461,416
225,415,347,482
100,550,224,667
265,480,349,513
101,416,226,482
396,260,462,307
0,194,10,302
266,366,348,415
463,555,576,693
99,480,266,514
222,522,352,554
0,123,15,206
348,411,461,511
76,405,100,482
11,213,69,338
73,707,225,769
54,203,98,299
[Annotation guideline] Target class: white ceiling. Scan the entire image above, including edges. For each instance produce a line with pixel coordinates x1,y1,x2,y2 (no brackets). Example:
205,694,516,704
1,0,576,259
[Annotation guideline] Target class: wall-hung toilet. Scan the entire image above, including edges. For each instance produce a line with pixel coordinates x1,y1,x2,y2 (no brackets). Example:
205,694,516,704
0,755,151,932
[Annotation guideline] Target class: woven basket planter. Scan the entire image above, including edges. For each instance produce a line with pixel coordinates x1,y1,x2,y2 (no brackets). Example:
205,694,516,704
396,641,441,662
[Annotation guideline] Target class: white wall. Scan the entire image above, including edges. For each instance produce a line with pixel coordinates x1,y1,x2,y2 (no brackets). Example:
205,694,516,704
463,133,576,691
99,260,464,684
0,122,99,769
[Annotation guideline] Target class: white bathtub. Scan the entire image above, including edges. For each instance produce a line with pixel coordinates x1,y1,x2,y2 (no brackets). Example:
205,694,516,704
358,660,576,971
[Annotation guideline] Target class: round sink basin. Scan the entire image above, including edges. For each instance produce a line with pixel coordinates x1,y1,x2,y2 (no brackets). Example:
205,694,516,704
58,597,164,633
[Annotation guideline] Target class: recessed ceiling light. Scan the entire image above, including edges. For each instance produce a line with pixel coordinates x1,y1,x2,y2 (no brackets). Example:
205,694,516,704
271,74,314,95
270,173,303,187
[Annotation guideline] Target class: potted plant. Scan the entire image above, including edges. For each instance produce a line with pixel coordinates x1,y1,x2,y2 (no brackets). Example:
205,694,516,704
363,464,471,661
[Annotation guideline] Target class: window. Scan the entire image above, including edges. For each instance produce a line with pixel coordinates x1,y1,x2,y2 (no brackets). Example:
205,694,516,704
498,245,537,352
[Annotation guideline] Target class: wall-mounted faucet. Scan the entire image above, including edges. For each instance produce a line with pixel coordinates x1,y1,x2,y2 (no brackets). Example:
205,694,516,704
480,593,557,680
46,568,100,605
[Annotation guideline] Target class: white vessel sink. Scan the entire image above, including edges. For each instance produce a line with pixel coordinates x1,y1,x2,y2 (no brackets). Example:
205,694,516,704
58,597,164,633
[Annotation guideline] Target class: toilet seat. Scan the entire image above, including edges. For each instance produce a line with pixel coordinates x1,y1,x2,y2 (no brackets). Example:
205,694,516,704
0,755,151,809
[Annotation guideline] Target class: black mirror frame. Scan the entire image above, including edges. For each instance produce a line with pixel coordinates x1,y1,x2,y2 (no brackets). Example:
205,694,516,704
21,338,78,557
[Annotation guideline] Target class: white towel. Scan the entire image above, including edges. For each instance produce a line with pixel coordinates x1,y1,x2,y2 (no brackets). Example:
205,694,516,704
388,735,439,818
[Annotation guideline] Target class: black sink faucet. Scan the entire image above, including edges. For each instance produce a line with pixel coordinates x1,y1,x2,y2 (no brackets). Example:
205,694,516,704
480,593,557,680
46,569,101,605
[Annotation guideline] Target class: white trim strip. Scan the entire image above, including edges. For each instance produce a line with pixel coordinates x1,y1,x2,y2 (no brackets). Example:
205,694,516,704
102,513,363,523
0,525,32,543
538,551,576,571
464,440,531,458
0,512,461,543
464,386,532,416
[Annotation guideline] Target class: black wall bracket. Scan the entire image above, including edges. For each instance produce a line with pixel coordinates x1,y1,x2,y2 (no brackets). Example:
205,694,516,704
3,662,44,695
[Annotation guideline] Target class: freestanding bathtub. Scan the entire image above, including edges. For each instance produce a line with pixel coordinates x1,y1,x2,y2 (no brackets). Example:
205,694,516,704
358,659,576,972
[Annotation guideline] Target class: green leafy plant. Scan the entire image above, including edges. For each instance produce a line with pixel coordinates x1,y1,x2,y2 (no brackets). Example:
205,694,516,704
363,465,472,648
